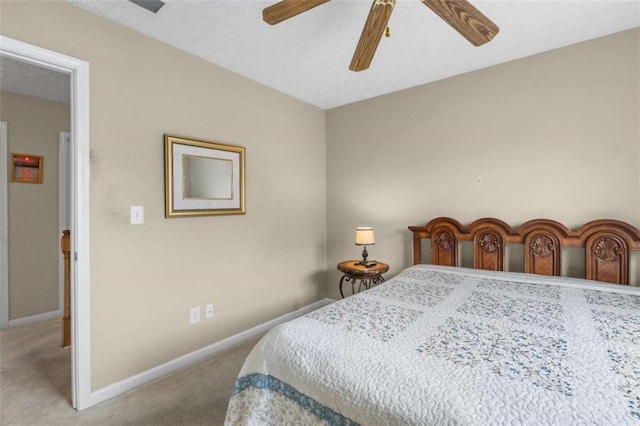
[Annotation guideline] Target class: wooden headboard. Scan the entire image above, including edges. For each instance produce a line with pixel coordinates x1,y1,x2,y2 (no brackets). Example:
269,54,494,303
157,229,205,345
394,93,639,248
409,217,640,285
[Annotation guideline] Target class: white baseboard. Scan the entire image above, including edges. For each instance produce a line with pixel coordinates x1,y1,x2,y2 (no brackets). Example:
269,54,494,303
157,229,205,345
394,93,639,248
9,310,62,328
87,298,334,409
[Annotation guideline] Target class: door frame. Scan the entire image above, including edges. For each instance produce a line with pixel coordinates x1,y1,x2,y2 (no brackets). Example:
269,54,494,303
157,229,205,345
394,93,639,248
0,36,91,410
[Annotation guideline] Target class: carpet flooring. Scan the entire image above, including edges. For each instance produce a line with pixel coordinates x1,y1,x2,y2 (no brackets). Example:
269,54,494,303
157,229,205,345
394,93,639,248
0,318,260,425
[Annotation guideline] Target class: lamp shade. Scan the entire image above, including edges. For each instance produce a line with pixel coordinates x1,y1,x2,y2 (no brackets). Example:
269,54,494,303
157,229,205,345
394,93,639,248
355,227,375,245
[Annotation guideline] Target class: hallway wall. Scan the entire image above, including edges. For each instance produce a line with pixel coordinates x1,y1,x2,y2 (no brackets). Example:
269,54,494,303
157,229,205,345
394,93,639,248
1,90,70,320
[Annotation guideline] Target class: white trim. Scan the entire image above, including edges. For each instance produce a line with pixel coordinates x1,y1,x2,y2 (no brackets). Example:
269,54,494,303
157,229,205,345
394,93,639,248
8,310,61,328
0,36,91,411
58,132,71,320
88,298,334,407
0,121,8,329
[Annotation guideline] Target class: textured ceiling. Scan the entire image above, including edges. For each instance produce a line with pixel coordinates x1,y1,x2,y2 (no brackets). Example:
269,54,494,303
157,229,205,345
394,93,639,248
67,0,640,109
0,56,70,104
13,1,640,110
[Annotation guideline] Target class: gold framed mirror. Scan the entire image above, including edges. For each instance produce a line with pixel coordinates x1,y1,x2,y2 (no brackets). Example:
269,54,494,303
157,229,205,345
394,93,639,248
164,135,245,217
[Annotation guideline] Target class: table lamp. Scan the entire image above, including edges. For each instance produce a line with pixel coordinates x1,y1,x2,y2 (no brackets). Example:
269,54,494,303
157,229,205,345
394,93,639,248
355,227,375,265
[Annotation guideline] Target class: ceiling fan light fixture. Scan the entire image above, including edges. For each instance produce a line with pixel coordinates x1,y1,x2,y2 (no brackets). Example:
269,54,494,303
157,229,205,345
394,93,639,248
262,0,499,72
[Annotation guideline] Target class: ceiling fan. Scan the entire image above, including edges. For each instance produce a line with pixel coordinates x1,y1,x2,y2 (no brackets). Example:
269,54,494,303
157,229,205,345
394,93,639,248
263,0,499,72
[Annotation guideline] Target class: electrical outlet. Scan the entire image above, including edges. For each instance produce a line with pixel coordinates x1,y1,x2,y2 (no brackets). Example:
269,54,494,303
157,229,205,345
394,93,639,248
190,306,200,324
205,303,214,319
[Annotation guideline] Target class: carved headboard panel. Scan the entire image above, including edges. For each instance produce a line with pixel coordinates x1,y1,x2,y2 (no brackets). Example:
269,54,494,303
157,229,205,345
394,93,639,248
409,218,640,285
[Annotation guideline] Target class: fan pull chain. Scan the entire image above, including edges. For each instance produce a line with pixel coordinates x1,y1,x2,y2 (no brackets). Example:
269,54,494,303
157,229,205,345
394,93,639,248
383,3,391,38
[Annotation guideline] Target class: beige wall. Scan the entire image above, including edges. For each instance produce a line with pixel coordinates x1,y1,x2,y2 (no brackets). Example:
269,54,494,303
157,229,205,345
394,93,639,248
327,29,640,298
1,91,69,320
1,1,326,390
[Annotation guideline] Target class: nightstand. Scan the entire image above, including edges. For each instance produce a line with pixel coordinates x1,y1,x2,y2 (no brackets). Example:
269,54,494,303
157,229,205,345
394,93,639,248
337,260,389,298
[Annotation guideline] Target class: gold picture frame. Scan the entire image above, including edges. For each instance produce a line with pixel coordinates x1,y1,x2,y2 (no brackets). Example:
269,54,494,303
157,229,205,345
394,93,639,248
10,153,43,184
164,135,245,218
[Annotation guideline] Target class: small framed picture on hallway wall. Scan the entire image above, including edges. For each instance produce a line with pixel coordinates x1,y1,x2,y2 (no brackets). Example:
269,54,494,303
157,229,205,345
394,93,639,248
10,153,43,184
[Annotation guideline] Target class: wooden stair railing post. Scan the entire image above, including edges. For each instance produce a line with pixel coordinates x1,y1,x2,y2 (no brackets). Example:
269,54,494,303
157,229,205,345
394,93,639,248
61,230,71,348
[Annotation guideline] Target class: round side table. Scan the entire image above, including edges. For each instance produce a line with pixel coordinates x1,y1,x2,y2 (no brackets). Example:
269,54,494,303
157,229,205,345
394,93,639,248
337,260,389,298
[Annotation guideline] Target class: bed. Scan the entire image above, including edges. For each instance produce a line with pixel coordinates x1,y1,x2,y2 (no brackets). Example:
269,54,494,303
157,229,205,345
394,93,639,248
225,218,640,425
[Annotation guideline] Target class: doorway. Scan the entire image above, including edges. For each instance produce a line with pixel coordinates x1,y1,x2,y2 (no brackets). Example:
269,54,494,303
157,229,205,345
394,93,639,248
0,36,90,410
1,92,68,328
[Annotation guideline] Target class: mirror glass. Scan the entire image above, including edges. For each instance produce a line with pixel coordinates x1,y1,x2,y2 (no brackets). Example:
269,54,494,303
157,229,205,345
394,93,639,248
182,155,233,200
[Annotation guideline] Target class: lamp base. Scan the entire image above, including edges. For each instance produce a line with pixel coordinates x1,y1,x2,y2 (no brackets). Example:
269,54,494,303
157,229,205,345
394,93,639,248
355,246,376,267
355,260,378,268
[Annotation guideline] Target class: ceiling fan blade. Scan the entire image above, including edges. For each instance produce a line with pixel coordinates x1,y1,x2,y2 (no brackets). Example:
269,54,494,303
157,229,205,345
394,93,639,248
419,0,499,46
350,0,396,72
263,0,331,25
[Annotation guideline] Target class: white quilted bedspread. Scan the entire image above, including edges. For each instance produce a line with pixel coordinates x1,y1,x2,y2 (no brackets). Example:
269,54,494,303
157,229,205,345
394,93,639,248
225,265,640,425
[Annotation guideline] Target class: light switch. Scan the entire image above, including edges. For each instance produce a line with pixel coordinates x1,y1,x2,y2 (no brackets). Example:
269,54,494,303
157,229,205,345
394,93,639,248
130,206,144,224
